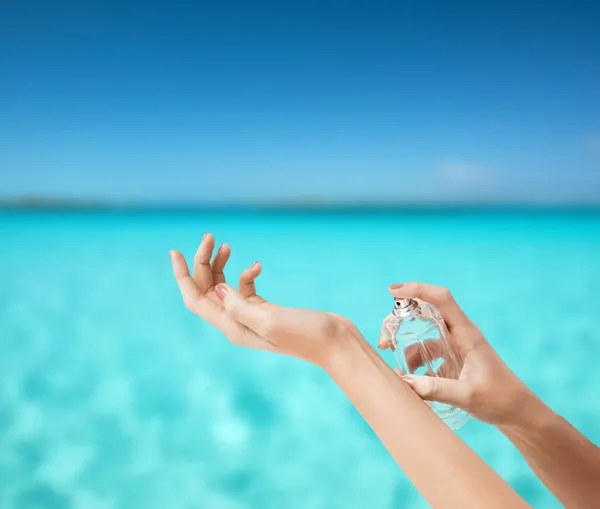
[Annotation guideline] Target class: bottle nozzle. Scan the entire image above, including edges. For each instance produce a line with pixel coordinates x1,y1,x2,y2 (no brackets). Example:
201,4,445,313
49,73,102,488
393,298,419,317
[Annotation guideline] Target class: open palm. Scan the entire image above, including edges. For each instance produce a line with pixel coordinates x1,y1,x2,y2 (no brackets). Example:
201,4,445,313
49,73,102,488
170,233,360,366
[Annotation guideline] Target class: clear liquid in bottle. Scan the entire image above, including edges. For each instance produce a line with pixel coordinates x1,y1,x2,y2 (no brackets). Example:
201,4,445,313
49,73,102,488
381,298,470,430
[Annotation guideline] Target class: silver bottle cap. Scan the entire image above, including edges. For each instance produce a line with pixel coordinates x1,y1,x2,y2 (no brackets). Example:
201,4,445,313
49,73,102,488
393,298,419,317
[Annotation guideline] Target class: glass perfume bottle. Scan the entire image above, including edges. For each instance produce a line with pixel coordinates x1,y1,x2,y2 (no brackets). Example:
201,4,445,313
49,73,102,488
381,297,470,430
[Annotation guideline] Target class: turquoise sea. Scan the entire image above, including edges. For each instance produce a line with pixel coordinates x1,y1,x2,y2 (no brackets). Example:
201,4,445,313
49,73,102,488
1,210,599,509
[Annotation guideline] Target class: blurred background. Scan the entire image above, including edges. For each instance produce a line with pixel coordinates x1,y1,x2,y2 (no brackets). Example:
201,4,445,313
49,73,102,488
1,1,599,508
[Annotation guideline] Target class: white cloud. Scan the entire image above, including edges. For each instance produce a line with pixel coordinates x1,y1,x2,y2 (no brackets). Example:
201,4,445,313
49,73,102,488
438,162,494,186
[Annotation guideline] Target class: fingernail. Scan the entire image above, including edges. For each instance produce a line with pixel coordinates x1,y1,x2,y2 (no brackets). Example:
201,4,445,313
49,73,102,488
169,250,176,261
252,261,259,267
216,243,223,253
389,283,404,289
402,375,415,386
202,232,208,240
215,284,229,299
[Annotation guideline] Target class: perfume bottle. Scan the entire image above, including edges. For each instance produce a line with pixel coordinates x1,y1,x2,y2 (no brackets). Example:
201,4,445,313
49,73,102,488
381,298,470,430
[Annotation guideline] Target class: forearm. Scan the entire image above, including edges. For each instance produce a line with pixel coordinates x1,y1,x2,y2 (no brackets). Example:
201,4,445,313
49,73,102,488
324,335,530,509
498,394,600,509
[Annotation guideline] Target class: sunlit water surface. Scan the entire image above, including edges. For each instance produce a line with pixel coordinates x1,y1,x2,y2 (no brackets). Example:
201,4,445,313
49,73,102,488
1,210,599,509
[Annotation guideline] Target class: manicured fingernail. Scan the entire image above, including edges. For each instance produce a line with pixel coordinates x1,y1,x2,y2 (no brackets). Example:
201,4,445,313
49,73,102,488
202,232,208,240
252,261,259,267
389,283,404,289
216,243,223,253
215,284,229,299
402,375,415,386
169,250,176,261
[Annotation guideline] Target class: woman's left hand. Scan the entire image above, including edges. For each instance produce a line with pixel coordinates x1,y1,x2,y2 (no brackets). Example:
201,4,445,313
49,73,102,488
170,233,361,367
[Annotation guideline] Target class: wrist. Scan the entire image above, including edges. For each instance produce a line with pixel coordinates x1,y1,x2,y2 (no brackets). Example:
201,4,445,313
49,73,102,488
497,389,558,440
319,329,369,375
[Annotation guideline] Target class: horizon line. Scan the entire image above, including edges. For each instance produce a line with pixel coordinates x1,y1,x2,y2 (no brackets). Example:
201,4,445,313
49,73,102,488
1,196,600,213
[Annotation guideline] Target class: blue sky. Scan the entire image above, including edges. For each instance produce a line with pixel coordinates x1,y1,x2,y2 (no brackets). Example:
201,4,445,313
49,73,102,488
1,0,599,204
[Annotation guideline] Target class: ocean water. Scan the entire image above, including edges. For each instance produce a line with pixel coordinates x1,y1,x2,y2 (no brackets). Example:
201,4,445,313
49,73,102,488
1,210,599,509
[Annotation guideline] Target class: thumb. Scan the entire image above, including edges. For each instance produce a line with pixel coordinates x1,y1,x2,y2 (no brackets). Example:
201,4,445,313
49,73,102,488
403,374,472,409
215,283,269,335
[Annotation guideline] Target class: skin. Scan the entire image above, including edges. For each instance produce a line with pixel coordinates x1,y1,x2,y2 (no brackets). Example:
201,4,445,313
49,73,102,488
381,283,600,509
170,233,531,509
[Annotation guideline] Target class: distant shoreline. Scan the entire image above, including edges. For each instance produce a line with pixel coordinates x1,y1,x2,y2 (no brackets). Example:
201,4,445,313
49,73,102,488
1,198,599,213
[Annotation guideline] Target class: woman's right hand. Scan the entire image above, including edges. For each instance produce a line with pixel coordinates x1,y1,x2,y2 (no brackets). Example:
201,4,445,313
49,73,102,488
380,282,540,426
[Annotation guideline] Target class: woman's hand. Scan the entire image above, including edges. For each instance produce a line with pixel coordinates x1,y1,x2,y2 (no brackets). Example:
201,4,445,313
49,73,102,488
380,282,537,426
382,284,600,509
170,233,361,367
169,237,534,508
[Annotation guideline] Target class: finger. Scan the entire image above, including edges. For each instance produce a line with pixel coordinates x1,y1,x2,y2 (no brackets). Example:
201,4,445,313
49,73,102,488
171,249,224,321
389,282,469,329
171,252,273,351
404,340,445,372
193,233,216,292
378,321,396,350
378,331,389,349
211,243,231,286
402,375,473,408
239,261,262,299
170,250,202,306
378,337,396,351
378,332,392,350
435,361,460,380
214,283,273,338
